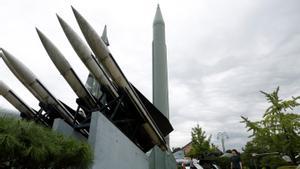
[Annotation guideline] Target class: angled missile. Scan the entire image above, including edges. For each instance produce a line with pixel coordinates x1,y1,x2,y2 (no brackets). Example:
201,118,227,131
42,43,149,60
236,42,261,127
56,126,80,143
72,7,168,149
0,48,74,124
0,80,50,126
0,80,35,119
0,49,42,101
36,28,98,110
56,15,119,99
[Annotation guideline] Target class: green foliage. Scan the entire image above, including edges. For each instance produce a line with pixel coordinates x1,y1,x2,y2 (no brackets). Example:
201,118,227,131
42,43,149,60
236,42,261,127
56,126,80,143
0,116,93,169
260,155,289,169
241,87,300,165
277,166,298,169
241,140,268,168
188,124,216,158
215,156,231,169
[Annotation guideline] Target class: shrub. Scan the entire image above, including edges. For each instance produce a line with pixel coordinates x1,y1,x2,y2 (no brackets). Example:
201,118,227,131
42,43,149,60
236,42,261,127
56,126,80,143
215,156,231,169
0,116,93,169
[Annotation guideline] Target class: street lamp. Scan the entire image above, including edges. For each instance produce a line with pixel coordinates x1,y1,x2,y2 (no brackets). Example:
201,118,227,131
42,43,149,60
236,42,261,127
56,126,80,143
217,132,229,153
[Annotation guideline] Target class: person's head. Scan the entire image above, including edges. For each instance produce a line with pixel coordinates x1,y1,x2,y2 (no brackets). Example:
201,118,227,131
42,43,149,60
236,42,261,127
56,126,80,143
232,149,239,156
226,149,232,153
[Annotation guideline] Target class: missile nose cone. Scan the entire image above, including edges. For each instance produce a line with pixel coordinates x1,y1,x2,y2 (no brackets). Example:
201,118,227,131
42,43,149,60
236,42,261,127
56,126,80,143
56,13,61,21
1,48,37,85
57,14,92,63
71,6,91,43
56,14,68,33
71,6,82,23
36,28,71,73
56,14,67,31
56,14,65,29
72,6,109,61
153,4,165,26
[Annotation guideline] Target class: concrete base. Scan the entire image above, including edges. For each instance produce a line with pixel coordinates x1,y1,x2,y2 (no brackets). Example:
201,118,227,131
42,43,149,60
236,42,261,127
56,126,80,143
148,146,177,169
88,112,149,169
52,118,86,141
52,113,176,169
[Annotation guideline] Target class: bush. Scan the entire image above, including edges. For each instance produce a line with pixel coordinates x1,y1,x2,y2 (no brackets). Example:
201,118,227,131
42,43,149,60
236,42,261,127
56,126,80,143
260,155,290,169
215,156,231,169
0,116,93,169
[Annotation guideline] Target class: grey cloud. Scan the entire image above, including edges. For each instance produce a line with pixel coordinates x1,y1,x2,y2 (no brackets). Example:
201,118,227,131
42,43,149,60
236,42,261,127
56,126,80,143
1,0,300,151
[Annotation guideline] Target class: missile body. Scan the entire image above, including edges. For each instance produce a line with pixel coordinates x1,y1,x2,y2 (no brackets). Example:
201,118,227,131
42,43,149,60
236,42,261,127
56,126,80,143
56,15,119,99
36,28,98,111
72,7,166,149
153,5,170,145
0,80,35,118
1,49,74,124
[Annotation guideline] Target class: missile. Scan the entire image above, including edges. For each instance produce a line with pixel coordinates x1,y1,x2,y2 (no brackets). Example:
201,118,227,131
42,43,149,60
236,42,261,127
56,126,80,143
36,28,98,110
0,49,43,101
0,48,74,124
72,7,167,149
0,80,50,126
56,15,119,99
0,80,35,119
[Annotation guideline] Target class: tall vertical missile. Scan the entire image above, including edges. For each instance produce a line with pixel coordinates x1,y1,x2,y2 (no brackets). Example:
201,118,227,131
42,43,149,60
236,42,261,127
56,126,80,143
153,5,169,145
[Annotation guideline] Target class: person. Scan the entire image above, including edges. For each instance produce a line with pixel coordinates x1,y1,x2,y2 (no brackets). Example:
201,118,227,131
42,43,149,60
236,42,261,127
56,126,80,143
230,149,242,169
181,162,186,169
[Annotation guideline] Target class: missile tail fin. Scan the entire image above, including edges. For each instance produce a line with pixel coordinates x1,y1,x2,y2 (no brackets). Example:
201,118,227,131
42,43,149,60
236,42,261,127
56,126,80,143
101,25,109,46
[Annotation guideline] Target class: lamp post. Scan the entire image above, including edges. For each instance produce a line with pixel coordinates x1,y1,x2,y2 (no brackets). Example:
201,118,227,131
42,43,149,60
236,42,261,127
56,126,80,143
217,132,229,153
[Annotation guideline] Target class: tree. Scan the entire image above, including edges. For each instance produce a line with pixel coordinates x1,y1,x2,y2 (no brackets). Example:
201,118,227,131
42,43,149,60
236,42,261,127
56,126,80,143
188,124,216,157
241,87,300,165
0,116,93,169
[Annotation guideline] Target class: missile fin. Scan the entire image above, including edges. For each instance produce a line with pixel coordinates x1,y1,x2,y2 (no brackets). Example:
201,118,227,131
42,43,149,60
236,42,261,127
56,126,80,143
101,25,109,46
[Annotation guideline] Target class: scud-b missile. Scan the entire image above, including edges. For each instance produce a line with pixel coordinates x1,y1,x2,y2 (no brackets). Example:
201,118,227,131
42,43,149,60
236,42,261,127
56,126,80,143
0,49,75,126
36,28,99,114
72,7,172,150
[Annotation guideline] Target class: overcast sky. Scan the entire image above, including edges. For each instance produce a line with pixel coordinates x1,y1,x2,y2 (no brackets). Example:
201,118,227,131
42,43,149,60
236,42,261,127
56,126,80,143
0,0,300,151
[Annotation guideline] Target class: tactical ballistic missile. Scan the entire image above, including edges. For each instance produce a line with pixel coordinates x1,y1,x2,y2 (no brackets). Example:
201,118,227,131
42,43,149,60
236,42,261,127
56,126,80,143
36,28,98,110
72,7,166,149
0,80,35,119
56,15,119,99
0,49,74,124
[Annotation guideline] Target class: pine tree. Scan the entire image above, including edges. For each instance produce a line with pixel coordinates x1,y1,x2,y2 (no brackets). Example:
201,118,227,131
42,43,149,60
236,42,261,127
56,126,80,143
0,116,93,168
188,124,215,157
